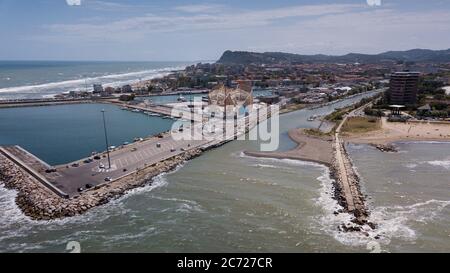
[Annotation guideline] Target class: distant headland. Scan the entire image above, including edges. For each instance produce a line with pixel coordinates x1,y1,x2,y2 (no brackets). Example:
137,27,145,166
217,48,450,65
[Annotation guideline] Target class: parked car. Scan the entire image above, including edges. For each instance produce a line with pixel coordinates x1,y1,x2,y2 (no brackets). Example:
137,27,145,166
104,177,112,182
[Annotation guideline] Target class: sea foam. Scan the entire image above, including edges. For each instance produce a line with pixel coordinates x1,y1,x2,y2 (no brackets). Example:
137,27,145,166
0,66,184,95
427,160,450,169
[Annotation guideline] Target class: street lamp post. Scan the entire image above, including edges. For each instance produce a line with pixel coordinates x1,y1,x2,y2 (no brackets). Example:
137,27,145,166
101,109,111,169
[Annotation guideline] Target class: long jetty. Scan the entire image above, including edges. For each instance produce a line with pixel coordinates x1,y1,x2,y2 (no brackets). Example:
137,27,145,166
331,104,371,228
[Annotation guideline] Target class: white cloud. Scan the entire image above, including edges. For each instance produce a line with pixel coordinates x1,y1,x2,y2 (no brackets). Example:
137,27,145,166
87,1,147,11
174,4,225,13
29,2,450,60
66,0,81,6
367,0,382,7
48,3,363,36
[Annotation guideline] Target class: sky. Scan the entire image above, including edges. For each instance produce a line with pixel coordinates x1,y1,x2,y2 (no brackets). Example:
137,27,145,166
1,0,450,61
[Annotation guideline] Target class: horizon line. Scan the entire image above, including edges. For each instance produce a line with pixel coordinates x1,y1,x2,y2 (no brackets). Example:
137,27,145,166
0,59,216,63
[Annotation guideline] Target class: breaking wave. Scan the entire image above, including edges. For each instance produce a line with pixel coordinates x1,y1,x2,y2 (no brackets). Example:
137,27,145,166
0,66,183,96
427,160,450,169
312,169,450,250
238,151,325,168
0,160,185,251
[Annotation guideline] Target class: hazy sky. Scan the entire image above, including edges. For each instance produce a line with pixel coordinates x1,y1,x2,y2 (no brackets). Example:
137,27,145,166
1,0,450,61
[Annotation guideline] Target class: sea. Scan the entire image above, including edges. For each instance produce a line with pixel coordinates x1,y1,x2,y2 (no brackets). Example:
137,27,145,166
0,61,192,100
0,62,449,252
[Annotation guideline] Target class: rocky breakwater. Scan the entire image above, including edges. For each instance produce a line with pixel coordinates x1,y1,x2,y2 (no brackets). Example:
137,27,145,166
329,141,376,233
0,149,202,220
370,143,398,153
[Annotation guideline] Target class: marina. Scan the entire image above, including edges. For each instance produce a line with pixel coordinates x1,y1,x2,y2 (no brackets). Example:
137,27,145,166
0,91,275,219
0,92,447,252
2,0,450,255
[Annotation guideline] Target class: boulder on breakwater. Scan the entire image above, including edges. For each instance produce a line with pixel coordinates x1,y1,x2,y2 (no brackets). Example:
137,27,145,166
0,149,202,220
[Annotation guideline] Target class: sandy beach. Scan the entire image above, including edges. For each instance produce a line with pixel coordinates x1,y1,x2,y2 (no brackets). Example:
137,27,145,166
345,117,450,145
245,117,450,165
244,129,333,165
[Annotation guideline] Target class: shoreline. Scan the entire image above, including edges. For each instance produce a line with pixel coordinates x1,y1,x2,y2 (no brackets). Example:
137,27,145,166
243,128,333,166
344,118,450,145
242,128,373,230
0,64,188,100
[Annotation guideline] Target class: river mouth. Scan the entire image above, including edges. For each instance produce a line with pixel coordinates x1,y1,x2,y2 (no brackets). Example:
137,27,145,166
1,92,448,252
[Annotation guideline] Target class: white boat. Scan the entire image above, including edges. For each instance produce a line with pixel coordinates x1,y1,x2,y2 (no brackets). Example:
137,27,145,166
177,94,187,102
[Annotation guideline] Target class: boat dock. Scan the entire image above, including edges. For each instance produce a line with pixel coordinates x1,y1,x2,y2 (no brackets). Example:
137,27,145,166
111,101,205,123
1,104,274,199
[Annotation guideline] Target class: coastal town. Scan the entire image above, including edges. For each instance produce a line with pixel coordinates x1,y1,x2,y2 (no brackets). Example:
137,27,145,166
3,52,450,122
1,49,450,233
0,46,449,257
2,0,450,257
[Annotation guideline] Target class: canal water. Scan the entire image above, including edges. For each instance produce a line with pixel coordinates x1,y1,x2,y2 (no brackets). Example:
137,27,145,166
0,92,449,252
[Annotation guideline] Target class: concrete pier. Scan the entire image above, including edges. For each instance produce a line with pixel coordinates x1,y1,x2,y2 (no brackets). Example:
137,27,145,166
111,102,205,123
0,103,275,220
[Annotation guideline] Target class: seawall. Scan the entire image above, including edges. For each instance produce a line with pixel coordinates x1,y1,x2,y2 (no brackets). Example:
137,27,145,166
0,149,202,220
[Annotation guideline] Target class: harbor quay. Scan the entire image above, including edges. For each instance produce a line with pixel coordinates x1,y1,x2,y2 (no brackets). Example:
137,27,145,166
0,98,277,220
